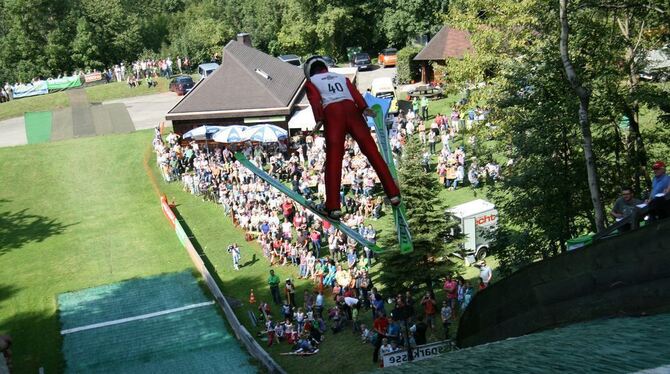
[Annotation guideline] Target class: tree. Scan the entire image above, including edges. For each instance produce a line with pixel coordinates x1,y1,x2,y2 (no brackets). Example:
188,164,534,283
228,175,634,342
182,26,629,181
559,0,607,232
71,18,101,70
443,0,636,273
380,0,448,47
378,137,461,292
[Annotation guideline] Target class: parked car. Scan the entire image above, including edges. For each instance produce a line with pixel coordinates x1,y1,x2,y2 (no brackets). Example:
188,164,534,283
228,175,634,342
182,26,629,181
278,54,302,66
378,48,398,67
169,75,195,96
407,85,444,99
322,55,337,67
351,52,372,70
198,63,219,79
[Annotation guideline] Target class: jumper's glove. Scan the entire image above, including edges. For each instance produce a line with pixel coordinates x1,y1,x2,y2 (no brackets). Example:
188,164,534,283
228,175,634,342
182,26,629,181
310,121,324,138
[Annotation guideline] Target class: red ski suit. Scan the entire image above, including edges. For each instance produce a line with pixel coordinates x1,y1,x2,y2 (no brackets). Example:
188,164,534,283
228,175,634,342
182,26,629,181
305,71,400,211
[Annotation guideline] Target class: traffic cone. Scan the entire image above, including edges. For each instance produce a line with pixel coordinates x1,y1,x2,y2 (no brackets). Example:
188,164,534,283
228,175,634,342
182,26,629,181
249,289,256,304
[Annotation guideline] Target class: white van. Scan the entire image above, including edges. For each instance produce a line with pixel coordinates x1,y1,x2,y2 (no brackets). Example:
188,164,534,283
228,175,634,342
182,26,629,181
447,199,498,265
370,77,398,113
198,63,220,79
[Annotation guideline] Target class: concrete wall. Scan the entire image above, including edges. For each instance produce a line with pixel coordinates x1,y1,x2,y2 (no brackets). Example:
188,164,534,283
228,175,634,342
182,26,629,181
457,219,670,348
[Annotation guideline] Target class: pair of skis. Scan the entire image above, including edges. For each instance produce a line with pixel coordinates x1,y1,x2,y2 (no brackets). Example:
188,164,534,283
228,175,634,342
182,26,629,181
234,95,412,253
367,98,413,254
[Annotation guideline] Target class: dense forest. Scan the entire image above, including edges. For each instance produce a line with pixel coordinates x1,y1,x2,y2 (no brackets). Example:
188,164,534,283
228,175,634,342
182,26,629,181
0,0,447,83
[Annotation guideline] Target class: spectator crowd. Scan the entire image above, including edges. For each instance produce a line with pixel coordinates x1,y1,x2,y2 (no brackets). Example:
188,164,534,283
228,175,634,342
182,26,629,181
151,102,497,362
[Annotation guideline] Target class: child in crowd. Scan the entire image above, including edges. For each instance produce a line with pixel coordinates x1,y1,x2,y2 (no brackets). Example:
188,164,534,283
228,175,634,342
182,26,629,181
441,300,453,340
360,323,372,343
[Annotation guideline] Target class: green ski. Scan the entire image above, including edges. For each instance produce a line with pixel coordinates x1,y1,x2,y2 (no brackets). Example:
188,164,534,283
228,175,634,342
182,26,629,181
234,152,384,253
369,103,414,254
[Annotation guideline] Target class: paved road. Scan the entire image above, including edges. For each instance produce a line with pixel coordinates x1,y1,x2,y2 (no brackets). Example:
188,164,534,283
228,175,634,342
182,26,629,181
355,65,397,91
106,92,181,130
0,92,181,148
0,69,411,148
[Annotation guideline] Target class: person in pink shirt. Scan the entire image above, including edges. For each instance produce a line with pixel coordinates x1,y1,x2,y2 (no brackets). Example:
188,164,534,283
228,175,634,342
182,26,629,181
443,274,458,309
310,229,322,258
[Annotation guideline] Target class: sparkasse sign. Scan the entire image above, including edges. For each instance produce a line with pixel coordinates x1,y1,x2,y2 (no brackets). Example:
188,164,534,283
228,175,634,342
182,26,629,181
382,340,450,368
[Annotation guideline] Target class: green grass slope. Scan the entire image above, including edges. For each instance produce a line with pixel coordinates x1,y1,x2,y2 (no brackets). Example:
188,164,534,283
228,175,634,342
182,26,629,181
0,130,192,373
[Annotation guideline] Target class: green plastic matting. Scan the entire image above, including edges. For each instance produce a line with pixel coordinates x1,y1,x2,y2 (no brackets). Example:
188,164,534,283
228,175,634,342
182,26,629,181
58,272,256,374
24,111,53,144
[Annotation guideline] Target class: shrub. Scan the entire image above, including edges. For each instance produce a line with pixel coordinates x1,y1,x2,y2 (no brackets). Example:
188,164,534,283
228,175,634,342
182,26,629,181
396,45,423,84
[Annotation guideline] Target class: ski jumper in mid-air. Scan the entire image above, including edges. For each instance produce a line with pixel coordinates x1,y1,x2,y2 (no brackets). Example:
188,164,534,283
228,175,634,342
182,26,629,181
303,56,401,220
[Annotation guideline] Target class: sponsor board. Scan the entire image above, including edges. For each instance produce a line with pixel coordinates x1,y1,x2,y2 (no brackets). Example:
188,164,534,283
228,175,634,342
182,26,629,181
382,340,450,368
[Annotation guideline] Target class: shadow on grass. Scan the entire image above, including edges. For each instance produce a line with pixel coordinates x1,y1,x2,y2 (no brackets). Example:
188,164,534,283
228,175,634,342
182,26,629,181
0,309,63,374
0,200,76,255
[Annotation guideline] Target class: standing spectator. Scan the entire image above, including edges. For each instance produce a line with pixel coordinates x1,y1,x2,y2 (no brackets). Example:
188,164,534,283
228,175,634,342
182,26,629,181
443,274,458,309
412,97,420,116
418,120,426,144
428,131,437,154
227,243,241,270
315,290,325,318
420,96,429,119
285,278,296,307
420,291,437,334
268,269,282,304
468,164,480,188
3,82,12,100
310,228,321,258
479,260,493,287
177,56,183,74
166,57,173,76
372,312,389,363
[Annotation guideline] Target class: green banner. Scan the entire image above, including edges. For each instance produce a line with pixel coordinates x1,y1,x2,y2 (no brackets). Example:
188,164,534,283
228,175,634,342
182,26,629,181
175,222,189,247
47,76,83,91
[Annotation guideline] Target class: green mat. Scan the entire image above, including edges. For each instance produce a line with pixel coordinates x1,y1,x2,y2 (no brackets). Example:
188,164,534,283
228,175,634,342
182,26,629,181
24,111,53,144
58,272,256,374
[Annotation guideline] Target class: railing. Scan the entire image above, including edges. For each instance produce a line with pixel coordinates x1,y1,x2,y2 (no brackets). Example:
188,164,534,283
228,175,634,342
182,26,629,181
159,195,286,374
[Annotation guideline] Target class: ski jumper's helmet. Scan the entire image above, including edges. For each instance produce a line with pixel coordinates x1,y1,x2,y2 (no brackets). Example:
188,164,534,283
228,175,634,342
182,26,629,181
303,56,328,79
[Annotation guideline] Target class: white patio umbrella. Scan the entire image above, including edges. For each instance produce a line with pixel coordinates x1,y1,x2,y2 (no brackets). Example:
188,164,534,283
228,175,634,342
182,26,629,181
244,124,288,143
211,125,251,143
182,125,222,140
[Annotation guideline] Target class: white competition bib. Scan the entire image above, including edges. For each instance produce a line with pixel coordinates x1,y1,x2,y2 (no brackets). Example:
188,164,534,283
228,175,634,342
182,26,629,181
310,72,353,107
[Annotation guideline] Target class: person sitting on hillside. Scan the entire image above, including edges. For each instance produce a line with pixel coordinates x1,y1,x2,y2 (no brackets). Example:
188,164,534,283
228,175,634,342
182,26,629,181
647,161,670,221
146,75,157,88
611,186,642,223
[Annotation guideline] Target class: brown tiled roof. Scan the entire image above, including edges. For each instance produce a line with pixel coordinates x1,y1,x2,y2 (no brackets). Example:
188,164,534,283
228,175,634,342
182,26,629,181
166,40,305,121
414,25,473,61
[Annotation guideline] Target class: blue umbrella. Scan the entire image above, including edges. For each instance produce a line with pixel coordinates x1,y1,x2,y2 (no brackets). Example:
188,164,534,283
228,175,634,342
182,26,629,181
212,125,250,143
182,125,222,140
244,124,288,143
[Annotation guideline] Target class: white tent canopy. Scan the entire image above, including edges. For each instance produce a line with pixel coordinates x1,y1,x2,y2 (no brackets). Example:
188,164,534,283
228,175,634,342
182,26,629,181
288,106,317,131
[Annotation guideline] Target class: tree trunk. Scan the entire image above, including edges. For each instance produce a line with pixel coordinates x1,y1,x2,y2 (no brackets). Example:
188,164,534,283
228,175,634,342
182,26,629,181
559,0,607,232
618,14,651,192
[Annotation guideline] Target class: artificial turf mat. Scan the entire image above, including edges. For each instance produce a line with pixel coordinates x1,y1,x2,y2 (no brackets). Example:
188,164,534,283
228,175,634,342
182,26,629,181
59,272,255,374
24,111,52,144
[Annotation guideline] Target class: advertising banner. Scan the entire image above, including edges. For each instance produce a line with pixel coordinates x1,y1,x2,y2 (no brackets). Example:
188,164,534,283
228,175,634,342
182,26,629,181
382,340,451,368
12,81,48,98
160,196,176,228
175,222,189,247
84,72,103,83
47,76,83,91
